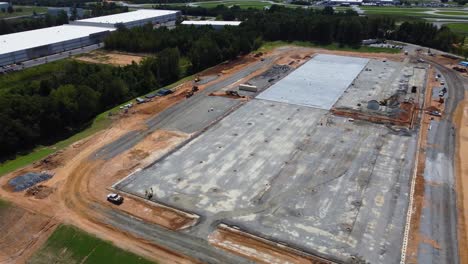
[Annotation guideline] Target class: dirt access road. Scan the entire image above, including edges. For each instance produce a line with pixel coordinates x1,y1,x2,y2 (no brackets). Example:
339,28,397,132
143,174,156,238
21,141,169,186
0,47,304,264
0,47,407,264
403,54,468,264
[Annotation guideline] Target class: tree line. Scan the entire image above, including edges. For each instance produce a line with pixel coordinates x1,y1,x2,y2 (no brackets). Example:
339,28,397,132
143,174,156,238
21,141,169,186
0,12,68,35
107,6,397,53
0,49,180,160
0,5,462,160
0,2,128,36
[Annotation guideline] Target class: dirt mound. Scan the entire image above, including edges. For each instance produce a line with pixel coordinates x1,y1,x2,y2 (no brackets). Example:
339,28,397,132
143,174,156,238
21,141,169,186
25,185,55,199
129,149,149,161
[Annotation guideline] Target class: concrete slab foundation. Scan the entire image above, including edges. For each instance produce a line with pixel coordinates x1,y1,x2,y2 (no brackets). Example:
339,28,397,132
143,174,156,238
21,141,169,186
256,54,369,110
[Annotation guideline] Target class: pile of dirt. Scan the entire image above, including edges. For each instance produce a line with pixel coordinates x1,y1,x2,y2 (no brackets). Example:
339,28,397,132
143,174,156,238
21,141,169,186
33,152,63,170
25,185,55,199
129,149,149,161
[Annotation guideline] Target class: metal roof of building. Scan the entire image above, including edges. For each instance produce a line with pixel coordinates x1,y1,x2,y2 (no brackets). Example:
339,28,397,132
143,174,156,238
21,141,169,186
181,20,242,26
0,25,114,55
75,9,179,25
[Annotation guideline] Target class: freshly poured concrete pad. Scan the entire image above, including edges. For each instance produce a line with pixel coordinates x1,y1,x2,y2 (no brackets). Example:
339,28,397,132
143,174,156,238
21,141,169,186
229,118,416,263
116,99,326,213
256,54,369,110
116,99,415,263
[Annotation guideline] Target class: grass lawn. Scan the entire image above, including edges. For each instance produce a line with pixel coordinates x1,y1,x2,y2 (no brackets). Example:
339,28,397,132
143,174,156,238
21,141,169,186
360,7,431,12
0,6,47,18
360,6,468,20
334,6,352,11
29,225,155,264
196,0,270,9
257,40,401,54
0,198,9,209
446,23,468,35
435,11,468,16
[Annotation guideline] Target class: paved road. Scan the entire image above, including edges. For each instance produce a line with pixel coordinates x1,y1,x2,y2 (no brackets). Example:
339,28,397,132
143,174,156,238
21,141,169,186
417,56,467,264
1,44,102,70
21,44,102,69
102,205,254,264
93,56,275,160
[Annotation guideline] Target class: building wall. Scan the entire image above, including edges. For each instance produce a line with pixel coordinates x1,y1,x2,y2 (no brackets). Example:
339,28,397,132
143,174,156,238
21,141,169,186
0,2,10,10
71,12,180,29
0,31,110,66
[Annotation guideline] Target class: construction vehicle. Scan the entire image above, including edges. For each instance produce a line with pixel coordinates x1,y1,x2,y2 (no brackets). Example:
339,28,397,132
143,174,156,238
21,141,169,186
226,90,241,97
453,66,467,73
186,86,199,98
254,52,263,57
185,90,194,98
379,94,399,106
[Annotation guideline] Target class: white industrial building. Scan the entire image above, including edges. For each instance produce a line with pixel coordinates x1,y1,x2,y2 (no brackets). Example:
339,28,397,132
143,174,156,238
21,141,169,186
329,0,363,5
0,2,10,10
0,9,182,67
181,20,241,29
71,9,180,28
0,25,114,66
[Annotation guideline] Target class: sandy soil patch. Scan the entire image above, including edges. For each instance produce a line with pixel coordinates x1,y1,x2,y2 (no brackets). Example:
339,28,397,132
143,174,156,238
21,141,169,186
75,50,146,66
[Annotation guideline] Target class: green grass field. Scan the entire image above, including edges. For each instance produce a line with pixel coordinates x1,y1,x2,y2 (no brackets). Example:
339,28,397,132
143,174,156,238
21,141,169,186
29,225,155,264
196,0,270,9
0,198,9,209
360,6,468,20
446,23,468,35
257,40,402,54
0,6,47,18
360,7,431,12
435,11,468,16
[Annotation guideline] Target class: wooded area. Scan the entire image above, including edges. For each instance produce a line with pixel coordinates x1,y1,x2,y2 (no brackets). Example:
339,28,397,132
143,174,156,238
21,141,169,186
0,50,180,160
0,12,68,35
0,2,127,35
0,5,462,160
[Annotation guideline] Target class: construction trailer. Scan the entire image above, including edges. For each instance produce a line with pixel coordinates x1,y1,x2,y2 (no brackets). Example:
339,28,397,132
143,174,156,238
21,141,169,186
239,84,258,92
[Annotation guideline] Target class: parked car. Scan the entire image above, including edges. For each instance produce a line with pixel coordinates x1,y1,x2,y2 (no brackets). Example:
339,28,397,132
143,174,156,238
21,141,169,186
107,193,124,205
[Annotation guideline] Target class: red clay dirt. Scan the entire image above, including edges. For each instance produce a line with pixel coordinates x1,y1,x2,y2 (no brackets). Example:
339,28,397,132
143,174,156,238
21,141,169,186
0,46,411,264
404,67,440,264
209,225,332,264
453,91,468,264
0,49,296,263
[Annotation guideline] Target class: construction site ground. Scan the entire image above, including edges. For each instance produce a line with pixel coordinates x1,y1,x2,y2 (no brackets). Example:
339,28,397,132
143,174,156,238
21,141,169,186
0,45,466,264
114,50,425,263
74,50,146,66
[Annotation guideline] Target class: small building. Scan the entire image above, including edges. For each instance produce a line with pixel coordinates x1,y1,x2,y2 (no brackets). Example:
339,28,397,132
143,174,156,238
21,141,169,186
71,9,180,29
0,2,10,10
363,0,399,5
47,7,85,19
181,20,241,29
329,0,363,5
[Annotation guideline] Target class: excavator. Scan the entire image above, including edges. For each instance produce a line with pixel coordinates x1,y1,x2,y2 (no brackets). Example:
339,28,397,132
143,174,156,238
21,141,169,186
185,86,199,98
